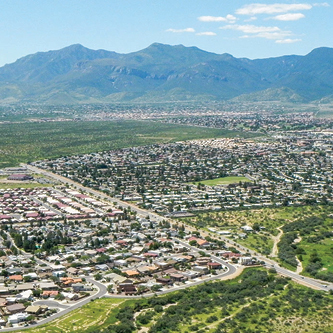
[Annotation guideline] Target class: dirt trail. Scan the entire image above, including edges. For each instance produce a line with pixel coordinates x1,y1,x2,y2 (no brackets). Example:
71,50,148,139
294,236,303,274
271,226,283,257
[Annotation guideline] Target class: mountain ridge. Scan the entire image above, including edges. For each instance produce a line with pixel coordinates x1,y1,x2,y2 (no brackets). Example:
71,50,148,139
0,43,332,104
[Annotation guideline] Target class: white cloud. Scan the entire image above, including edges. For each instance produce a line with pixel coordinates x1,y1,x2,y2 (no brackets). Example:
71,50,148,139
221,24,281,34
244,16,258,22
198,14,237,23
313,2,330,7
240,31,292,40
236,3,312,15
166,28,195,33
273,13,305,21
222,24,293,40
196,32,217,36
276,38,302,43
255,31,292,39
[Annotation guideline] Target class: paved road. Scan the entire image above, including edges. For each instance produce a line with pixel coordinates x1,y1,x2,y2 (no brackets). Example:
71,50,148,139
0,277,106,332
24,164,166,222
24,163,333,292
34,300,69,309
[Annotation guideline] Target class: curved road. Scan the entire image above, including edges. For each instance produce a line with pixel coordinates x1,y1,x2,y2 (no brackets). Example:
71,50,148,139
0,278,106,332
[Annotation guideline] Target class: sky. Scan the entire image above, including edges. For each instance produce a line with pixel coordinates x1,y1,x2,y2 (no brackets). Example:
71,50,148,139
0,0,331,66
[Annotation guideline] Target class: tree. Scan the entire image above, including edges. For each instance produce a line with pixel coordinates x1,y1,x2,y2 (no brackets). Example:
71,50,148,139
32,289,42,297
94,273,103,281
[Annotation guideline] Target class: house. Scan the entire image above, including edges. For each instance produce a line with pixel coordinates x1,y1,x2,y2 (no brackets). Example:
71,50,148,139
95,264,109,271
196,239,209,247
61,277,82,287
25,305,42,315
62,292,78,301
169,273,187,282
72,283,86,292
39,281,58,290
42,290,59,298
8,274,23,282
15,283,34,291
7,312,29,324
117,280,137,295
240,257,253,265
114,259,127,267
123,270,140,278
23,272,39,281
15,290,33,301
156,277,172,285
241,225,253,232
52,270,66,278
6,303,26,314
86,249,97,257
104,273,127,284
182,271,200,279
208,262,222,270
67,267,79,276
193,266,209,274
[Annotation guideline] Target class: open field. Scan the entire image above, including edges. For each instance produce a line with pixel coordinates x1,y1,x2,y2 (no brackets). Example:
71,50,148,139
192,176,252,186
15,298,125,333
16,268,333,333
0,181,47,189
0,120,260,167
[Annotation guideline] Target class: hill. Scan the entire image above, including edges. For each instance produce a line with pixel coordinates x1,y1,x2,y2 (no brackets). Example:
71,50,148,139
0,44,332,104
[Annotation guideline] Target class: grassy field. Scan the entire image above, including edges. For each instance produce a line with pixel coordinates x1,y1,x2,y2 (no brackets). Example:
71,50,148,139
16,268,333,333
192,176,252,186
0,120,260,167
0,182,47,189
15,298,125,333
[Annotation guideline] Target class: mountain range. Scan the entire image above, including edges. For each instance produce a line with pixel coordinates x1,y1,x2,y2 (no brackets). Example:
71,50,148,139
0,43,332,104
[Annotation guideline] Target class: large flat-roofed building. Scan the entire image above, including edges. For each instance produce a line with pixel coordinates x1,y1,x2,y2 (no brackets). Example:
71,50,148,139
7,174,33,181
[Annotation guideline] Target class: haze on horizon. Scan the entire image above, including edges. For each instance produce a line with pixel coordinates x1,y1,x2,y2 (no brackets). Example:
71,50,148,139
0,0,332,67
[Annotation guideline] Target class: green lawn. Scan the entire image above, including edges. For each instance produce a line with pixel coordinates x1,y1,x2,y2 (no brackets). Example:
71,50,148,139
0,182,48,190
193,176,252,186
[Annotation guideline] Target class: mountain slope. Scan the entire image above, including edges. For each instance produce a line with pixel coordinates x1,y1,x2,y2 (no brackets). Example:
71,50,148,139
0,43,332,104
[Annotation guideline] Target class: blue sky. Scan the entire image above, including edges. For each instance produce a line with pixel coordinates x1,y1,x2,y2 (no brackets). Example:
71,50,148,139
0,1,331,66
